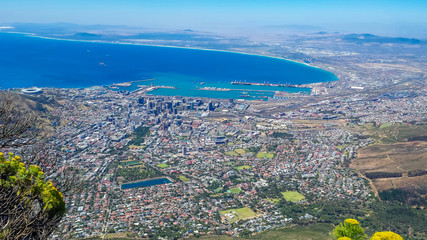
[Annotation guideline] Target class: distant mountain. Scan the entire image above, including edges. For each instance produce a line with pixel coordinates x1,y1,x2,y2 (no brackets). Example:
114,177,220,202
0,22,222,43
8,22,81,34
342,34,422,44
66,31,219,42
2,22,144,36
71,32,104,39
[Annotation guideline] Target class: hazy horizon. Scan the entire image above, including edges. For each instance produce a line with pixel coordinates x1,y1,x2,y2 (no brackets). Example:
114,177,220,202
1,0,427,38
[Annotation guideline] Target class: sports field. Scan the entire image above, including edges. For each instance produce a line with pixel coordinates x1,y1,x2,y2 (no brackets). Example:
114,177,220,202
229,187,242,194
235,149,247,155
281,191,305,202
157,163,169,168
236,165,251,170
225,148,247,157
179,175,190,181
256,152,275,159
225,151,239,156
220,207,257,223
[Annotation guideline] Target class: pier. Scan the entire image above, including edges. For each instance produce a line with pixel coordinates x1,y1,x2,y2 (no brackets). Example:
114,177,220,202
231,80,309,88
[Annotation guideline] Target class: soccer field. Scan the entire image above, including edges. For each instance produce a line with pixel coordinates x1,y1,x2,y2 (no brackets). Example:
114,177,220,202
235,149,247,155
220,207,257,223
256,152,275,159
235,165,251,170
179,175,190,181
229,187,242,194
157,163,169,168
282,191,305,202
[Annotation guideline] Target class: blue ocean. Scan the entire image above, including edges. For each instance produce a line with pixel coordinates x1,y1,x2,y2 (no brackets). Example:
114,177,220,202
0,33,337,99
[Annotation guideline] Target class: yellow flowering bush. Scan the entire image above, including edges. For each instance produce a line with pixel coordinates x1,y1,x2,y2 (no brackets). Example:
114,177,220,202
345,218,359,225
331,219,404,240
0,152,65,216
330,218,367,240
371,231,404,240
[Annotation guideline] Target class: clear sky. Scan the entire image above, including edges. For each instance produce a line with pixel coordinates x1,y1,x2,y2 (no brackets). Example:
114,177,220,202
1,0,427,37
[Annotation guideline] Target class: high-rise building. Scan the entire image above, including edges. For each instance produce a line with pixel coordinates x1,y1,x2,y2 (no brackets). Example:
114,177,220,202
208,101,215,111
166,102,173,110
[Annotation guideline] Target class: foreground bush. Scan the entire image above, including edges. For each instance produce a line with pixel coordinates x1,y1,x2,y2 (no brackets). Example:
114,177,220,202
331,218,367,240
331,219,403,240
0,152,65,239
371,231,403,240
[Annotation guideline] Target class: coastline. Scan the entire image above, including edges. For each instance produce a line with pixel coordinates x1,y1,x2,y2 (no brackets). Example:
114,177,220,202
2,31,337,78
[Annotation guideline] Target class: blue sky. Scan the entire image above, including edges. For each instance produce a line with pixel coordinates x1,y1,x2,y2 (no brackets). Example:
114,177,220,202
1,0,427,37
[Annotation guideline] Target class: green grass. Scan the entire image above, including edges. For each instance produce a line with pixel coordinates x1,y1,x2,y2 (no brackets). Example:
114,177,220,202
235,165,251,170
256,152,275,159
281,191,305,202
235,149,247,155
157,163,169,168
395,125,427,141
226,149,249,157
127,126,150,146
219,207,257,223
366,123,427,144
229,187,242,194
105,223,333,240
335,144,348,150
252,223,331,240
266,198,281,204
225,151,239,156
179,175,190,182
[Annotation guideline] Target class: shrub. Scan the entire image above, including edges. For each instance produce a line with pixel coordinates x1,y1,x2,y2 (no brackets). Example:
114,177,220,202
370,231,404,240
331,219,404,240
0,152,65,239
330,218,367,240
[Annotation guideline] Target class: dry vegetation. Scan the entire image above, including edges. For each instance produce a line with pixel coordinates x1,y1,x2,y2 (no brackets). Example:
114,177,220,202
351,141,427,192
351,123,427,205
351,141,427,173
